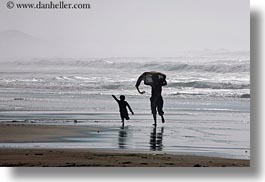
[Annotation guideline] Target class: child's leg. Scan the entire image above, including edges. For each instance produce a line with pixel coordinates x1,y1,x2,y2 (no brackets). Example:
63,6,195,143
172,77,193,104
120,113,124,124
121,117,124,124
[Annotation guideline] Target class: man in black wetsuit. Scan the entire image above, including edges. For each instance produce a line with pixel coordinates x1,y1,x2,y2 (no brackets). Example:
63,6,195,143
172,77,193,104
135,72,167,126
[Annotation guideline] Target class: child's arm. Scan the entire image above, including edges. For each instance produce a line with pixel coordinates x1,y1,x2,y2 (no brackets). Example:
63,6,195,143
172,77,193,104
112,95,119,102
127,103,134,115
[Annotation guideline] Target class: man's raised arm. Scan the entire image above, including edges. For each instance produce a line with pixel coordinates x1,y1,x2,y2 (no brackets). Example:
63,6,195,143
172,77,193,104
135,73,145,94
162,80,167,86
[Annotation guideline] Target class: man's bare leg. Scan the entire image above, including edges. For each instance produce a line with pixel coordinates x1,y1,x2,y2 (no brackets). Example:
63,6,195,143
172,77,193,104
161,115,165,123
153,114,157,126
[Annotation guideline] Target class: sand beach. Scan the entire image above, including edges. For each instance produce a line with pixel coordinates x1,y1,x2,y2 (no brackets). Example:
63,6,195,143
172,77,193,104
0,122,249,167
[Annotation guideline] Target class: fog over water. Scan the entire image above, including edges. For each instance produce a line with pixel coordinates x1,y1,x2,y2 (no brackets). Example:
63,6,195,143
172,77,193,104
0,0,249,58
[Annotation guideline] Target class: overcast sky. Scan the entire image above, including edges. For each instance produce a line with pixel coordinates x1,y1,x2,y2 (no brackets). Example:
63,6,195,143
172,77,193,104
0,0,249,57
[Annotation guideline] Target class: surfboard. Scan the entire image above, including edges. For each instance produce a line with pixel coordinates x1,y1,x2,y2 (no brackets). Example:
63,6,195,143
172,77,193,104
142,72,166,85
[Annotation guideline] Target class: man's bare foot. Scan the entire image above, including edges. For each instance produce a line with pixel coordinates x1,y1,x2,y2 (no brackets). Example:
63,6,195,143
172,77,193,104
161,116,165,123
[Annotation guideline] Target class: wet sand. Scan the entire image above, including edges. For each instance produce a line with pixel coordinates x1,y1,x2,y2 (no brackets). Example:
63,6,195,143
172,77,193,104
0,123,250,167
0,122,99,142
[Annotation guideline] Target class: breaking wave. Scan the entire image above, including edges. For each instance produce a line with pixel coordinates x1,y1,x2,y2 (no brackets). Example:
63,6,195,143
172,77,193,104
167,81,250,89
0,57,250,98
5,58,250,73
82,60,250,73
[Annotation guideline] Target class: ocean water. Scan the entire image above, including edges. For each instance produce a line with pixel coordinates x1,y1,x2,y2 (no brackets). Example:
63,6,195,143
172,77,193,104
0,54,250,159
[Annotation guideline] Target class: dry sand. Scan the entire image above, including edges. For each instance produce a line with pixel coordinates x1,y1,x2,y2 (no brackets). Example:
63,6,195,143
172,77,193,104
0,148,249,167
0,123,250,167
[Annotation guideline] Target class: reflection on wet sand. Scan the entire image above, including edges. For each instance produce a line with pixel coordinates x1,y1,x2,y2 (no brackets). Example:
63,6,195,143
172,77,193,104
118,125,128,149
150,127,164,151
118,126,164,151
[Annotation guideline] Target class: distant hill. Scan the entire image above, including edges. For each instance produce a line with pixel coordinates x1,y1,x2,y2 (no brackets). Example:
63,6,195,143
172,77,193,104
0,30,54,58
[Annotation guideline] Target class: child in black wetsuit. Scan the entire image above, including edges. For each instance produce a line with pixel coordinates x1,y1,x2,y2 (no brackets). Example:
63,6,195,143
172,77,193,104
112,95,134,124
